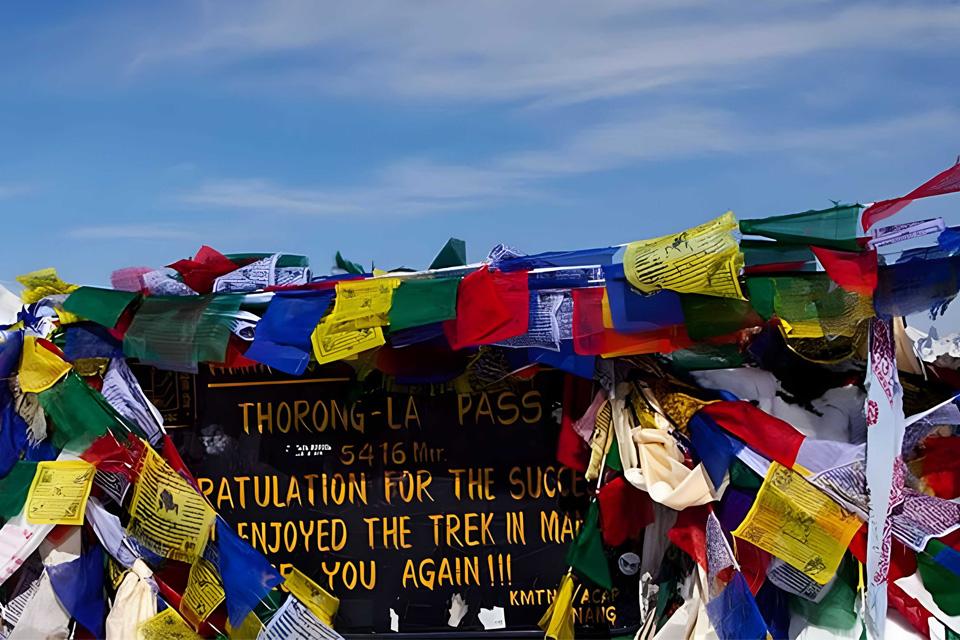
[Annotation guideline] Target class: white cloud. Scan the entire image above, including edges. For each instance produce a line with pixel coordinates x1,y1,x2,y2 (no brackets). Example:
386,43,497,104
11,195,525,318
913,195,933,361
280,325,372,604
66,224,197,240
115,1,960,106
181,107,960,216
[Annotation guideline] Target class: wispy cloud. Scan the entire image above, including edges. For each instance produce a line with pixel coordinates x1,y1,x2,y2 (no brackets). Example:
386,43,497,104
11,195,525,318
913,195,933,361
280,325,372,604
0,184,33,199
114,2,960,106
181,107,960,216
65,224,197,240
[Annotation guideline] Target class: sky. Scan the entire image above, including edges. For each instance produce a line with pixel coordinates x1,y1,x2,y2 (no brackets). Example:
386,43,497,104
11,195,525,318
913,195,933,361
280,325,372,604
2,1,960,286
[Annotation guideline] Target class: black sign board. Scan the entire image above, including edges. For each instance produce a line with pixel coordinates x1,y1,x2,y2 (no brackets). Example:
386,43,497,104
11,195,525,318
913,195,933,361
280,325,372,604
159,363,641,637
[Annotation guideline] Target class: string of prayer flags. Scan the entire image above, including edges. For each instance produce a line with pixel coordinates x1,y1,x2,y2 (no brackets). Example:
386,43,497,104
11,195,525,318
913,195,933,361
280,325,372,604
740,204,863,251
538,573,576,640
25,460,95,525
63,286,139,329
245,290,334,374
443,266,529,349
862,160,960,230
622,211,744,299
810,246,878,296
284,566,340,626
46,543,106,637
215,518,284,628
388,277,460,333
732,463,862,586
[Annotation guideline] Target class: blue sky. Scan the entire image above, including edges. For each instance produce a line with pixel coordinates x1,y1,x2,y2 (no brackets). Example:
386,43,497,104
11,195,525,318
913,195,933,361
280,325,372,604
2,1,960,286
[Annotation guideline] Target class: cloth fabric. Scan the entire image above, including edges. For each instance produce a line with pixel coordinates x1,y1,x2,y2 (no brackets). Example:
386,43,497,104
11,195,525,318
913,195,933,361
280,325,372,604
537,573,576,640
244,290,334,375
46,544,105,637
810,246,878,296
443,267,529,349
63,287,139,328
740,204,862,251
388,278,459,332
428,237,467,269
701,401,806,469
862,161,960,230
623,211,744,299
597,475,654,547
19,336,71,393
565,501,612,589
8,570,71,639
215,518,284,627
105,559,157,640
167,245,238,294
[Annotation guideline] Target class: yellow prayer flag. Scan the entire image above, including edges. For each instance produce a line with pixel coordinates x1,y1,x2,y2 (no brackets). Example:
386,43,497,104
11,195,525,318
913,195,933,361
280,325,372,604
25,460,95,525
19,336,72,393
140,608,202,640
601,289,615,330
127,446,215,563
538,573,576,640
733,462,862,585
180,552,225,630
623,211,744,299
311,325,385,365
326,278,400,334
16,267,82,323
284,566,340,625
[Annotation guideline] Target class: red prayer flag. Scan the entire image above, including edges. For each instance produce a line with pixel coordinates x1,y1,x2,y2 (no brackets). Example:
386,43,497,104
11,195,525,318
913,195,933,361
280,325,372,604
557,375,594,472
668,505,709,568
702,401,806,469
443,266,529,349
598,476,654,547
167,245,238,293
810,246,878,296
861,162,960,231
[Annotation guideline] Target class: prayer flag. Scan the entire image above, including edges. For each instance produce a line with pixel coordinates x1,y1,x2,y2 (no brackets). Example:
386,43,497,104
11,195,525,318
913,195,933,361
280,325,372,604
388,278,459,332
572,287,690,356
63,286,139,328
25,460,96,525
334,251,364,275
19,336,71,393
862,161,960,230
47,544,106,638
215,518,284,628
602,264,684,333
623,211,744,299
429,237,467,269
443,267,529,349
565,501,612,589
168,246,238,294
538,573,576,640
245,290,334,375
284,566,340,625
702,401,805,469
597,476,654,547
810,246,878,296
740,204,862,251
918,539,960,615
0,461,37,518
38,372,118,449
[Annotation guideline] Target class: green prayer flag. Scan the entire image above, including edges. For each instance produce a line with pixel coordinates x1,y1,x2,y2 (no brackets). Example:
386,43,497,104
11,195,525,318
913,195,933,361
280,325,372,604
335,251,364,275
741,240,816,270
429,238,467,270
745,273,873,337
605,438,623,472
739,204,863,251
39,372,120,449
789,554,859,630
388,278,460,332
0,461,38,519
124,295,242,370
63,287,139,328
679,294,762,340
566,501,612,589
666,344,745,371
919,540,960,616
728,459,762,491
